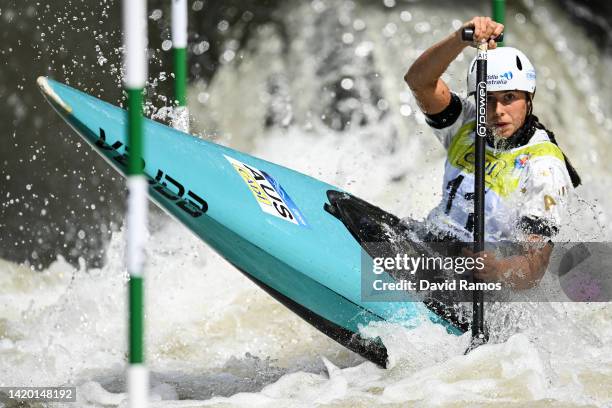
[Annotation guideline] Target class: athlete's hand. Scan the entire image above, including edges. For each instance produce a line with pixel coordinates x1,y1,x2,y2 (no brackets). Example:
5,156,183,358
473,251,505,282
464,245,548,290
463,248,506,283
459,16,504,49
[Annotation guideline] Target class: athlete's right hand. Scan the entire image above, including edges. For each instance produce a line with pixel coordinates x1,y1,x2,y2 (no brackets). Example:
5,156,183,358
458,16,504,49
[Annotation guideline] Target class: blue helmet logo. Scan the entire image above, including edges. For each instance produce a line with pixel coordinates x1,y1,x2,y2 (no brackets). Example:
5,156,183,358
501,71,513,80
527,70,536,80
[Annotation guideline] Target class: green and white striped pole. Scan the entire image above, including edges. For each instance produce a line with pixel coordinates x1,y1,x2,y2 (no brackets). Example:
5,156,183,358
122,0,148,407
492,0,505,46
172,0,189,132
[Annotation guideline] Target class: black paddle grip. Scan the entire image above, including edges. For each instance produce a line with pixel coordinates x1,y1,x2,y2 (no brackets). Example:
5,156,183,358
461,27,504,43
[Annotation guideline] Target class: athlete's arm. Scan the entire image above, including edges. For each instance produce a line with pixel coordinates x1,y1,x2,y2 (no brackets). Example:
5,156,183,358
485,158,572,289
404,16,503,114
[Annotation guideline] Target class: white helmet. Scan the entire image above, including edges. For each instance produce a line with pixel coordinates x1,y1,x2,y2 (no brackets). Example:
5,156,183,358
467,46,536,96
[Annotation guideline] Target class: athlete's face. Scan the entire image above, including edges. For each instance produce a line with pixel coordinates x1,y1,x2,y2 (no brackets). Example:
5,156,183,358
486,91,529,138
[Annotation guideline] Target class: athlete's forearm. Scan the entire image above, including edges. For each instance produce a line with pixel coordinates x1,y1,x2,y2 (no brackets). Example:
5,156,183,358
405,17,503,115
497,243,552,289
404,30,465,92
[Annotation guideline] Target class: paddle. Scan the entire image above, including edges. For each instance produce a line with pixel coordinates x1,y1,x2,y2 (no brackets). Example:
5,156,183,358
461,27,503,353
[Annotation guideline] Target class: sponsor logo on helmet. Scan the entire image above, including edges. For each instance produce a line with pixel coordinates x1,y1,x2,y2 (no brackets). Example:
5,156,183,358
527,70,536,80
500,71,513,80
487,73,510,86
514,154,530,169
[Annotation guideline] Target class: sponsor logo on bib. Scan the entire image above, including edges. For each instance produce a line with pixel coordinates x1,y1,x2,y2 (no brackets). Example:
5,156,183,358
514,154,530,169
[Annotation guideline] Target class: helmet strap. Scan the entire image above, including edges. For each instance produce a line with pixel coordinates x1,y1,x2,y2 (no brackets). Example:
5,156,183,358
525,92,533,116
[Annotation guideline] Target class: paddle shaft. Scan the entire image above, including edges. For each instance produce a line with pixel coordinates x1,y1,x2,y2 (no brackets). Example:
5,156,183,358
472,40,487,342
461,27,491,345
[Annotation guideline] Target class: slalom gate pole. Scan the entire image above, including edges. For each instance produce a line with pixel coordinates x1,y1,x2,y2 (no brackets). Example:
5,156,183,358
172,0,189,132
492,0,505,46
122,0,149,406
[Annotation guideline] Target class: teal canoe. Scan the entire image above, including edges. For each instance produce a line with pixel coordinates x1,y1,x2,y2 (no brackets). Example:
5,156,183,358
38,77,467,367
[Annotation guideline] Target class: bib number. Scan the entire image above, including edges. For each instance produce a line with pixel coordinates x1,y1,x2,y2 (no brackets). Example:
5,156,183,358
445,175,475,233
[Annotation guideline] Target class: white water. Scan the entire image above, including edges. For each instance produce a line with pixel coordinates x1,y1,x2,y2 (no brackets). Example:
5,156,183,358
4,218,612,407
2,0,612,407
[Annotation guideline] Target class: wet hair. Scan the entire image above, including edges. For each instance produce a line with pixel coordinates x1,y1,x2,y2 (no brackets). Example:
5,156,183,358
533,117,582,188
526,93,581,187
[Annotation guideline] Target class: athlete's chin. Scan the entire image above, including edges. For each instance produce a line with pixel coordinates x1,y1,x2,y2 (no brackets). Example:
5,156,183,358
495,126,515,138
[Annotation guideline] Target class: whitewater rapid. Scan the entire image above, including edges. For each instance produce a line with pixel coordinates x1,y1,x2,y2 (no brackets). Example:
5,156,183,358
3,220,612,407
1,126,611,406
